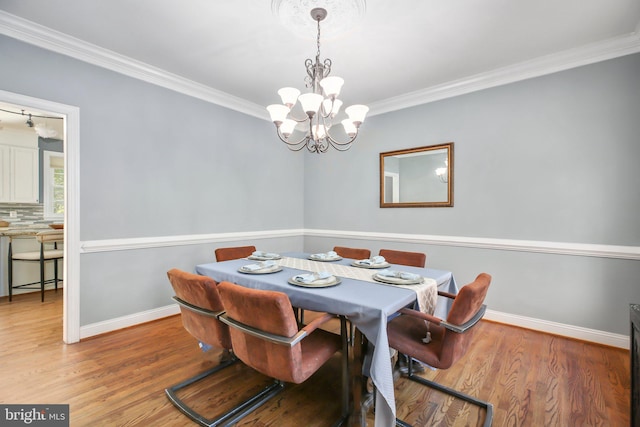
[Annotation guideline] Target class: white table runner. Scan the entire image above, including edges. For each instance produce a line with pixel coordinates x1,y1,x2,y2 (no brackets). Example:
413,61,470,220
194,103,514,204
276,256,437,314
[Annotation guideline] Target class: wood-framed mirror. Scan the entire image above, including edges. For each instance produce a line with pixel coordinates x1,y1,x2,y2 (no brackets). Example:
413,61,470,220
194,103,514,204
380,142,454,208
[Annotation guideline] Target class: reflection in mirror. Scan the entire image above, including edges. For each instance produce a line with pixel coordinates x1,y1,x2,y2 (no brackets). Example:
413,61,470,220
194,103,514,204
380,142,453,207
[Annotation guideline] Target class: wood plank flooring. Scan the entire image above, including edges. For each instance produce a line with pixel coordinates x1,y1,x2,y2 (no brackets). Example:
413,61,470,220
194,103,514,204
0,290,631,426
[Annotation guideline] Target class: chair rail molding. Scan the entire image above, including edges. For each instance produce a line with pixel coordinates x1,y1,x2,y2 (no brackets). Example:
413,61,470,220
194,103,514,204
80,229,304,253
80,228,640,260
305,229,640,261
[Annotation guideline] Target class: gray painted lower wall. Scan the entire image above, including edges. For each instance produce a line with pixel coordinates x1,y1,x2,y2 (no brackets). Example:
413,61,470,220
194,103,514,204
304,233,638,336
80,234,302,325
77,229,635,345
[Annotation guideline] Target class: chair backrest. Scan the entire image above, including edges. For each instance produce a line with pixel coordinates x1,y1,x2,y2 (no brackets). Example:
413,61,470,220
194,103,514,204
378,249,426,267
217,281,306,383
166,268,232,350
214,245,257,262
333,246,371,260
439,273,491,367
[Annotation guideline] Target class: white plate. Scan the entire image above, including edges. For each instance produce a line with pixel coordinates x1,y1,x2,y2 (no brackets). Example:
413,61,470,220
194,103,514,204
351,261,391,269
309,254,343,262
238,265,283,275
288,275,341,288
248,255,282,261
372,273,424,285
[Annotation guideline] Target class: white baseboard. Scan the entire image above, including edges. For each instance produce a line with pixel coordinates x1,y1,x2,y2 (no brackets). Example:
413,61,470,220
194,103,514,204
79,303,629,350
484,309,629,349
79,304,180,340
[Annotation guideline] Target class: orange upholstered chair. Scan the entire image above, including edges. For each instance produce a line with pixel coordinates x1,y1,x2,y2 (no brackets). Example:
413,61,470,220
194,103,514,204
165,269,282,426
387,273,493,427
214,245,256,262
378,248,426,268
333,246,371,260
217,281,350,425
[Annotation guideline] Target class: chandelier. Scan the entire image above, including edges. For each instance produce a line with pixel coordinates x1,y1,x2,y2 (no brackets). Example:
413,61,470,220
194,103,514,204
266,7,368,153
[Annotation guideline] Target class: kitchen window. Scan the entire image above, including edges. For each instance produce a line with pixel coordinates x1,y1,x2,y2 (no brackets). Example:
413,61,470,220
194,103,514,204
43,151,64,219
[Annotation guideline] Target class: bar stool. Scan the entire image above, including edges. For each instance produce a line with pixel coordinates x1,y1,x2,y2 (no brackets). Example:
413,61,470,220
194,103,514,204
8,230,64,302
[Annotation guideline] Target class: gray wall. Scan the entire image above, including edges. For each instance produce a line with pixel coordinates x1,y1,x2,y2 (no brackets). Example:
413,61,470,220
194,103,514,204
2,33,639,336
304,53,640,335
0,35,304,324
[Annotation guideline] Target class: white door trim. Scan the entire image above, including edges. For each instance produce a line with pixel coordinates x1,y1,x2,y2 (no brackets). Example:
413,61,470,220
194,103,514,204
0,89,80,343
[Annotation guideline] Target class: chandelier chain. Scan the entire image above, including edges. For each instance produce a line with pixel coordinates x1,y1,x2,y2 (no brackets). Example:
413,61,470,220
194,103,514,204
316,16,321,60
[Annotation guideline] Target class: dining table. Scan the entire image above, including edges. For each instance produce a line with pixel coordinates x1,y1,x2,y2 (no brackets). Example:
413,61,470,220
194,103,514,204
195,252,458,427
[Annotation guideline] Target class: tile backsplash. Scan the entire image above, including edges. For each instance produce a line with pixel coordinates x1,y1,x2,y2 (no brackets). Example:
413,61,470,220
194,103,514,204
0,203,52,226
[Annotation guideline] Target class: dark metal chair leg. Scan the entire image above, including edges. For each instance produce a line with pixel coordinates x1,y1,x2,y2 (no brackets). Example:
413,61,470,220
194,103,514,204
54,259,59,292
8,240,13,302
332,315,351,427
40,257,45,302
54,241,59,292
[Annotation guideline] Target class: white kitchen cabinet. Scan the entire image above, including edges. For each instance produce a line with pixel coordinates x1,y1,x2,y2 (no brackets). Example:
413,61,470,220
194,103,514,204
0,144,39,203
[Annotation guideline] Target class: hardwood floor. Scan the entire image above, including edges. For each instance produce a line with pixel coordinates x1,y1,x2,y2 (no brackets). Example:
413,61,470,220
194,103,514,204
0,291,631,426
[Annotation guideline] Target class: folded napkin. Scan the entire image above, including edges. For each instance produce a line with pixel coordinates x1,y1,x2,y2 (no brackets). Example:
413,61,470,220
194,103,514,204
377,269,421,281
252,251,280,258
312,251,338,259
294,271,332,283
242,260,276,271
358,255,386,265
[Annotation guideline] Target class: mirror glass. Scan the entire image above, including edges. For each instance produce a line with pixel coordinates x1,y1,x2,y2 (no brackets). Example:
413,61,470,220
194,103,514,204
380,142,454,207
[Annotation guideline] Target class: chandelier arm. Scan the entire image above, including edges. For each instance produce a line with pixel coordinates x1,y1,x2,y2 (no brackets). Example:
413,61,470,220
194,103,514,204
316,113,333,131
306,140,318,153
286,111,311,123
305,59,315,84
306,136,329,153
325,130,358,151
275,127,310,151
327,140,355,151
319,100,335,119
323,59,332,77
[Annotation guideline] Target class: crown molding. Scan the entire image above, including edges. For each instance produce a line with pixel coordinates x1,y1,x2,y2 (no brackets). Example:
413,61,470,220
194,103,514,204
1,10,639,119
367,30,640,116
0,11,267,120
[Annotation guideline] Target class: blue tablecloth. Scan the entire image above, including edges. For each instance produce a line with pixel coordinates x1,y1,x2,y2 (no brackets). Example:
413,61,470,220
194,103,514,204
195,253,458,427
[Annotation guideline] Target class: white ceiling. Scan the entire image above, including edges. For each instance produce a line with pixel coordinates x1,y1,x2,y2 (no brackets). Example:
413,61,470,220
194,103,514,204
1,0,639,123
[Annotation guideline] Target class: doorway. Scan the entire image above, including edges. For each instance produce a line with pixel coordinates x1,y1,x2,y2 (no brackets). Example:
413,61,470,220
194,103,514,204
0,89,80,343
